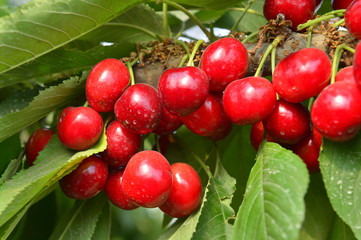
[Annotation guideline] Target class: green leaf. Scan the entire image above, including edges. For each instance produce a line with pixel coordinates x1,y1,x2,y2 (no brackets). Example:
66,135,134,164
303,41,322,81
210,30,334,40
0,0,144,74
192,160,236,240
319,134,361,239
0,42,135,88
174,0,239,9
74,4,164,47
0,129,107,227
298,174,335,240
215,0,266,33
0,75,85,143
160,159,236,240
0,158,22,185
0,203,29,240
328,215,357,240
91,202,111,240
49,194,107,240
0,133,21,175
233,142,310,240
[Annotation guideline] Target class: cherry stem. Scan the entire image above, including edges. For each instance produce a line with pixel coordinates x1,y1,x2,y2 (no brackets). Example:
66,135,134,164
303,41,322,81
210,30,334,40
126,60,136,86
191,152,213,178
334,18,345,28
242,30,259,43
230,0,256,33
307,26,314,48
229,7,263,17
104,23,163,41
83,101,89,107
187,39,204,67
162,3,171,38
331,43,355,84
307,97,314,111
297,9,346,31
271,46,276,74
161,0,214,41
174,39,190,67
254,35,284,77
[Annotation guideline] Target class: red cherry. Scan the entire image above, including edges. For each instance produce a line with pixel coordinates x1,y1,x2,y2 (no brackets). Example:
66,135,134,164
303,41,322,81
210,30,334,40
335,66,355,82
153,107,183,135
114,83,162,135
25,128,55,166
291,128,322,173
160,163,202,218
200,38,248,92
86,58,130,112
59,155,108,200
273,48,331,103
181,94,232,140
101,120,141,167
311,80,361,142
263,0,315,30
158,66,209,116
121,150,172,208
105,170,139,210
250,121,275,150
223,77,277,125
354,41,361,89
263,100,311,144
345,0,361,39
57,107,103,150
332,0,354,9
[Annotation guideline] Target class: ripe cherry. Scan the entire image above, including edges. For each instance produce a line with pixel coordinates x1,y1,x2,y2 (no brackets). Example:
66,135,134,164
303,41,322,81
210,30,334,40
354,41,361,88
57,107,103,150
59,155,108,200
291,127,322,173
335,66,355,82
114,83,161,135
160,163,202,218
345,0,361,39
121,150,172,208
101,120,141,167
25,128,55,166
158,66,209,116
250,121,275,150
332,0,354,9
263,100,311,144
273,48,331,103
105,170,139,210
181,94,232,140
199,37,248,92
153,107,183,135
263,0,316,30
86,58,130,112
311,80,361,142
223,77,277,125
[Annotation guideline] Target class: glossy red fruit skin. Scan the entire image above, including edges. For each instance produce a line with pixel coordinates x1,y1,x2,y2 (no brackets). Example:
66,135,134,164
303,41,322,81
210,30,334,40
263,100,311,144
158,66,209,116
25,128,55,166
354,42,361,89
311,80,361,142
345,0,361,39
332,0,354,9
263,0,315,30
160,163,202,218
105,170,139,210
181,94,232,140
86,58,130,112
101,120,141,167
273,48,331,103
114,83,161,135
291,128,322,173
335,66,355,82
153,107,183,135
250,121,275,150
199,38,248,92
223,77,277,125
57,107,103,150
121,150,172,208
59,155,108,200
